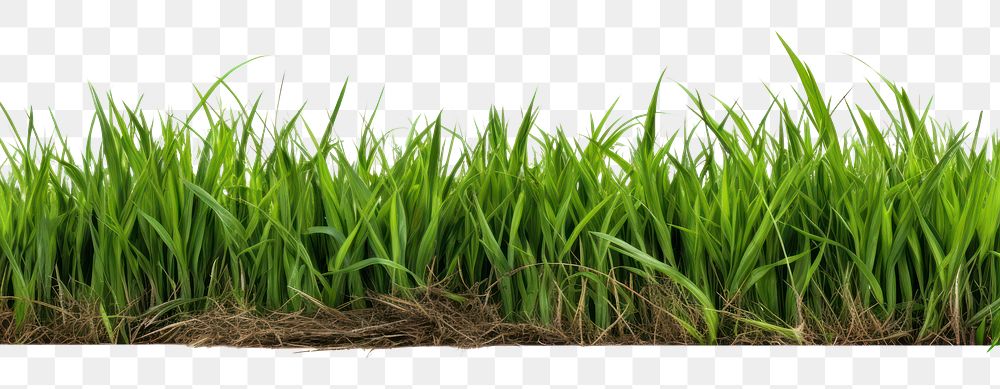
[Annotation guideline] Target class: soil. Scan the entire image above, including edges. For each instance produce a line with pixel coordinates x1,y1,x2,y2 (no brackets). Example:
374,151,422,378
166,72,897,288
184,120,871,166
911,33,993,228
0,290,977,348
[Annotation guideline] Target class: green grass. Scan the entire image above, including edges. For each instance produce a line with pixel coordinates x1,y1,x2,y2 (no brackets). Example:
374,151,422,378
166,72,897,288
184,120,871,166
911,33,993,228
1,38,1000,345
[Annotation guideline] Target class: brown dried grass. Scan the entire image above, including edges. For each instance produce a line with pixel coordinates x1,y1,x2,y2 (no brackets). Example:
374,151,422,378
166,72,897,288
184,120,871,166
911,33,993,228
0,289,979,348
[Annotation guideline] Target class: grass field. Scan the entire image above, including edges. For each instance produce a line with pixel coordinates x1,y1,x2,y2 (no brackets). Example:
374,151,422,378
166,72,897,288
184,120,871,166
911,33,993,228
0,37,998,346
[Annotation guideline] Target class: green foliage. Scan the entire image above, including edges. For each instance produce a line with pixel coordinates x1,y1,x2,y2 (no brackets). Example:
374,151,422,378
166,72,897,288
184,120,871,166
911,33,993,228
1,40,999,345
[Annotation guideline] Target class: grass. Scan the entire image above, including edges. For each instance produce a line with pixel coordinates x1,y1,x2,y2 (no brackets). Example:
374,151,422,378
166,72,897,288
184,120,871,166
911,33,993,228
1,37,999,346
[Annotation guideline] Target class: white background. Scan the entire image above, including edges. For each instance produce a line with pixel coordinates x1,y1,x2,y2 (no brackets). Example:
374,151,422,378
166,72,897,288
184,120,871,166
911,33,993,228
0,0,995,140
1,0,1000,386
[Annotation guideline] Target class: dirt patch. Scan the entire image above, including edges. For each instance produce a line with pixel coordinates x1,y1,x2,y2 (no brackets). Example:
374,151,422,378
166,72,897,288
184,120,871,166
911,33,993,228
145,292,578,348
0,289,982,348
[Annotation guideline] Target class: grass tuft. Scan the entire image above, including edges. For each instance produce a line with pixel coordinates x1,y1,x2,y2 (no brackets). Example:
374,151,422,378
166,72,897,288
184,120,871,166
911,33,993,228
0,39,998,346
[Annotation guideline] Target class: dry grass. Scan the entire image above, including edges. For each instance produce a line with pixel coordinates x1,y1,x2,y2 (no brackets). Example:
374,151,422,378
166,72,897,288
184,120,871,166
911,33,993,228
0,290,979,348
144,291,576,348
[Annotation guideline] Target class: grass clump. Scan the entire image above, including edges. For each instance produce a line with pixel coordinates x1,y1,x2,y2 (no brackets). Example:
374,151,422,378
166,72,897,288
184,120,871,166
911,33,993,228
1,38,999,346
